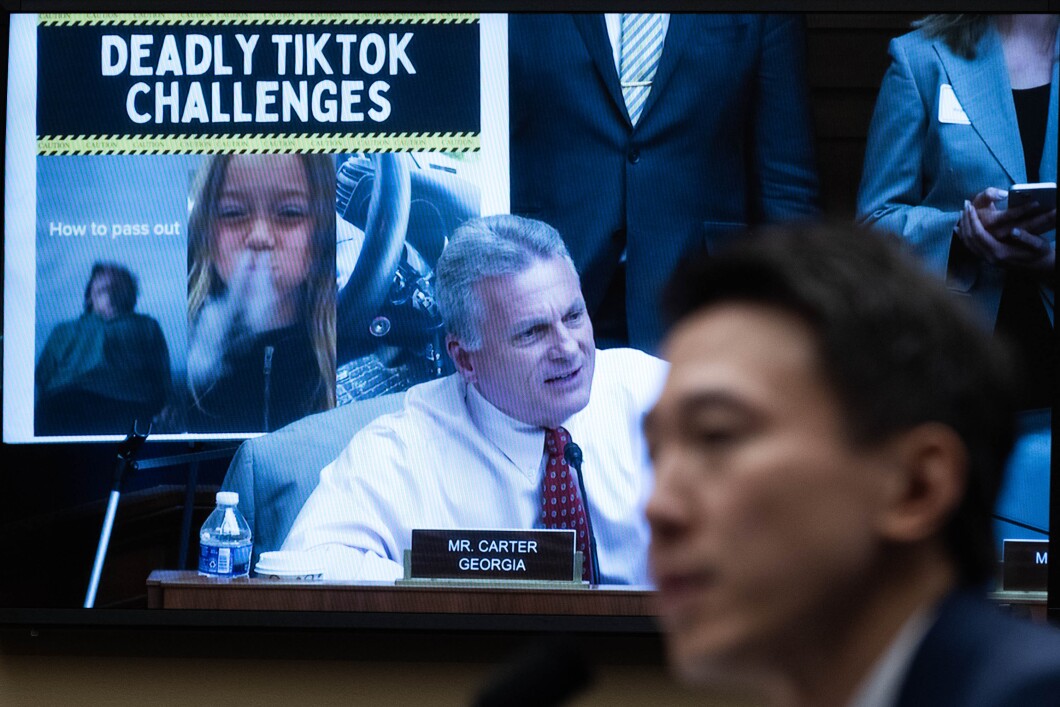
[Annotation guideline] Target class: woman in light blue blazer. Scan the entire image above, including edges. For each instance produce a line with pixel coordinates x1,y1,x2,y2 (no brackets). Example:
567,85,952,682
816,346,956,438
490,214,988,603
858,14,1056,332
859,15,1057,547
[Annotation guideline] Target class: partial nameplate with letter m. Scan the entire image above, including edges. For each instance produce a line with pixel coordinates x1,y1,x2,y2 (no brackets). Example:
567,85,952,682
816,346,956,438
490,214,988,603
1003,539,1048,592
400,529,584,586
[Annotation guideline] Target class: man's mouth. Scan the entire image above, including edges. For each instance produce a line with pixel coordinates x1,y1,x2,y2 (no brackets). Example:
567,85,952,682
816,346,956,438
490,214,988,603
546,367,581,384
654,569,718,616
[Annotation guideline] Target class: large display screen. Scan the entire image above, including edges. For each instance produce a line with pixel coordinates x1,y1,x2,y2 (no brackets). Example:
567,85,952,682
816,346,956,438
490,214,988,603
0,10,1052,632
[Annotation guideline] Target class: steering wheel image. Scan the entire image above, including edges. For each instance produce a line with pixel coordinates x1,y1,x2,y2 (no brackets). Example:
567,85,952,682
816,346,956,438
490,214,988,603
334,152,480,402
336,153,412,356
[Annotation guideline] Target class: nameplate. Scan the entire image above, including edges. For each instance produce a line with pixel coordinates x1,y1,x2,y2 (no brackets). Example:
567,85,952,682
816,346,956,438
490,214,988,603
1002,539,1048,591
406,529,577,582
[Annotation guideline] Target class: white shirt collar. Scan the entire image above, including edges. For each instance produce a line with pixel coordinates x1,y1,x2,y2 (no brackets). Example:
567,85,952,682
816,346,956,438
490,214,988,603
845,605,937,707
464,380,545,481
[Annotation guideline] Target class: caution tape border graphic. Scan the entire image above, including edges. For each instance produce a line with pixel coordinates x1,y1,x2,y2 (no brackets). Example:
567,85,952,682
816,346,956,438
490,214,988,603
37,132,480,155
39,14,478,27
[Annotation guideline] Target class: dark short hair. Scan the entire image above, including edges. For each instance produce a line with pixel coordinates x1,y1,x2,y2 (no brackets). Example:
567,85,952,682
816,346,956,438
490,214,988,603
663,223,1018,585
83,262,138,315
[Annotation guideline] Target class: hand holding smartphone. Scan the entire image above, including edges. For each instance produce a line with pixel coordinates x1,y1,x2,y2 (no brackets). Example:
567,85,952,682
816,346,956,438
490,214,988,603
1007,182,1056,214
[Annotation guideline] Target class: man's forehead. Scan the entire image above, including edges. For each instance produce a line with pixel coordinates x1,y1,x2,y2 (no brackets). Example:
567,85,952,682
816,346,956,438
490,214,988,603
660,304,826,405
667,303,817,358
476,257,580,313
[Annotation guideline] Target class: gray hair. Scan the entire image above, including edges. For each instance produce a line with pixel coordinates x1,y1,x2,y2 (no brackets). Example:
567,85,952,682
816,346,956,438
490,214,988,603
436,214,576,349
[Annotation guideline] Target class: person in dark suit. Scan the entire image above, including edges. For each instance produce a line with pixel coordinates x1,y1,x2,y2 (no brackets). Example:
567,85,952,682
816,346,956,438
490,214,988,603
644,224,1060,706
510,14,820,351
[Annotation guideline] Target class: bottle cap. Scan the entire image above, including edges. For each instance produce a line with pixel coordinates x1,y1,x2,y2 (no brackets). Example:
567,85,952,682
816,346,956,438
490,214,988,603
216,491,240,506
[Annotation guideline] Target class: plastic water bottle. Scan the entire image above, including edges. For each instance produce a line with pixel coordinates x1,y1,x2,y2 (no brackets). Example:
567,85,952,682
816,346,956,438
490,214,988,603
198,491,253,578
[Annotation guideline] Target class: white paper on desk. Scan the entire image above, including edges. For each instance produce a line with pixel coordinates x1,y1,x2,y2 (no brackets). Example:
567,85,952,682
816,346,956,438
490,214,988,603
938,84,971,125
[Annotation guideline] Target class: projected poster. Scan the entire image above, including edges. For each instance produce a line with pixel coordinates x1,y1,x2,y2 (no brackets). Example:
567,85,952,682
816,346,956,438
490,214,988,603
4,13,510,442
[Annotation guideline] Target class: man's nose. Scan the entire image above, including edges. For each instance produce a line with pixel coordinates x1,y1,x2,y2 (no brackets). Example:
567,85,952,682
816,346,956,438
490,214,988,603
244,216,275,250
644,448,691,536
550,323,580,357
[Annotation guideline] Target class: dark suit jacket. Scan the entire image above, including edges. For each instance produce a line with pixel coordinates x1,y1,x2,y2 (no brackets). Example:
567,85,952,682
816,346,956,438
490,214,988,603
510,14,820,351
897,590,1060,706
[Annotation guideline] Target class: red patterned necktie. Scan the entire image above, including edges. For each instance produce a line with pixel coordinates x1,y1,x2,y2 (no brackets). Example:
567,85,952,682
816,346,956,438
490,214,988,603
542,427,594,582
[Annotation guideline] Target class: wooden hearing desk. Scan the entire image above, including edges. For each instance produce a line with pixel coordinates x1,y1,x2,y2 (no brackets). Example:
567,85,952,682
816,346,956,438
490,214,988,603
147,572,1045,622
147,570,657,616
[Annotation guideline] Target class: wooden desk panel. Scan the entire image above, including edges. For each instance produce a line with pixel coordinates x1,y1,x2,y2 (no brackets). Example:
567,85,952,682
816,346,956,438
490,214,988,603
147,570,657,616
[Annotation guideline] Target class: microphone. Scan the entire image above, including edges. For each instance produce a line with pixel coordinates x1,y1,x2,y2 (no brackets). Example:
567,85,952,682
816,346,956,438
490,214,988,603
563,441,582,469
563,441,602,584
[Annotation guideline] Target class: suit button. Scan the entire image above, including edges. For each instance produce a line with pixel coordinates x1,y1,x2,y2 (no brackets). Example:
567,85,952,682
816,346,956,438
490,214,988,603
627,148,640,164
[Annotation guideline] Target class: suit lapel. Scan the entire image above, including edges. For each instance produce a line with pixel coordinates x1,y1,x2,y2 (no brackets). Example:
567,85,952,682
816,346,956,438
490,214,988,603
936,26,1025,184
571,14,628,123
1039,32,1058,182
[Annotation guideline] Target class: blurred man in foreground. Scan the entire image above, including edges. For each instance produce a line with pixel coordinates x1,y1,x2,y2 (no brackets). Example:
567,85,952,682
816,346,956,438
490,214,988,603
644,224,1060,706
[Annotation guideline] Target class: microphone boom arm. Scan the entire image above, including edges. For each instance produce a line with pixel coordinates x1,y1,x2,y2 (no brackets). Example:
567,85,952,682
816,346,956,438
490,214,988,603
564,442,602,585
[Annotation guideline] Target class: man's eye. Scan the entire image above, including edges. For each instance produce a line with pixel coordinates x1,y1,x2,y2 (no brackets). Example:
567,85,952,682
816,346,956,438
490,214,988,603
693,427,741,448
564,309,584,324
516,326,544,342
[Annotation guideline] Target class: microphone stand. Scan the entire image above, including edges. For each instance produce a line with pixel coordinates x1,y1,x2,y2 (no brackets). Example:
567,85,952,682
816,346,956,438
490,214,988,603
83,424,241,607
84,421,150,608
564,442,602,585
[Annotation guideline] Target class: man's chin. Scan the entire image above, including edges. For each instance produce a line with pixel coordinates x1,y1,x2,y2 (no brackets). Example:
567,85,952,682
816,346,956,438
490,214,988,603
543,390,592,428
668,638,780,698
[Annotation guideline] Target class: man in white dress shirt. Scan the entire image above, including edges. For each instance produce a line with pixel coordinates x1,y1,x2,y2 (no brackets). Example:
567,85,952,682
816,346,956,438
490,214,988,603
282,215,667,583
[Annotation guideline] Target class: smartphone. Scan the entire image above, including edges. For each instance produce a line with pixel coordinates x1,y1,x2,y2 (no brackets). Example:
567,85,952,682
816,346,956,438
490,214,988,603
1008,182,1056,213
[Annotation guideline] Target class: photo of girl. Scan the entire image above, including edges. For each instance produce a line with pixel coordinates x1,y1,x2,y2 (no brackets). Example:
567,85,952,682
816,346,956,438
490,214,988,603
186,153,337,433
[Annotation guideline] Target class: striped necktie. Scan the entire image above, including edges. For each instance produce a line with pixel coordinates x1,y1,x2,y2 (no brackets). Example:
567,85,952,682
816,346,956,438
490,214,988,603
619,13,665,126
541,427,595,582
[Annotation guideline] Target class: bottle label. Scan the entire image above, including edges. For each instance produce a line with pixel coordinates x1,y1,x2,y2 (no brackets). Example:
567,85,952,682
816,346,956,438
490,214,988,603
199,542,252,577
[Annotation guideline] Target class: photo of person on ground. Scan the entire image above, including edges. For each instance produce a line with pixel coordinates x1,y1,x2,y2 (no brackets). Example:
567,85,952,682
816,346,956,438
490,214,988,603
35,261,171,436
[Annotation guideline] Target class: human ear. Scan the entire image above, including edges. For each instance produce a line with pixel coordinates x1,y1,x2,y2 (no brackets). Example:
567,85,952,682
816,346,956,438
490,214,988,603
874,423,968,543
447,336,476,382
